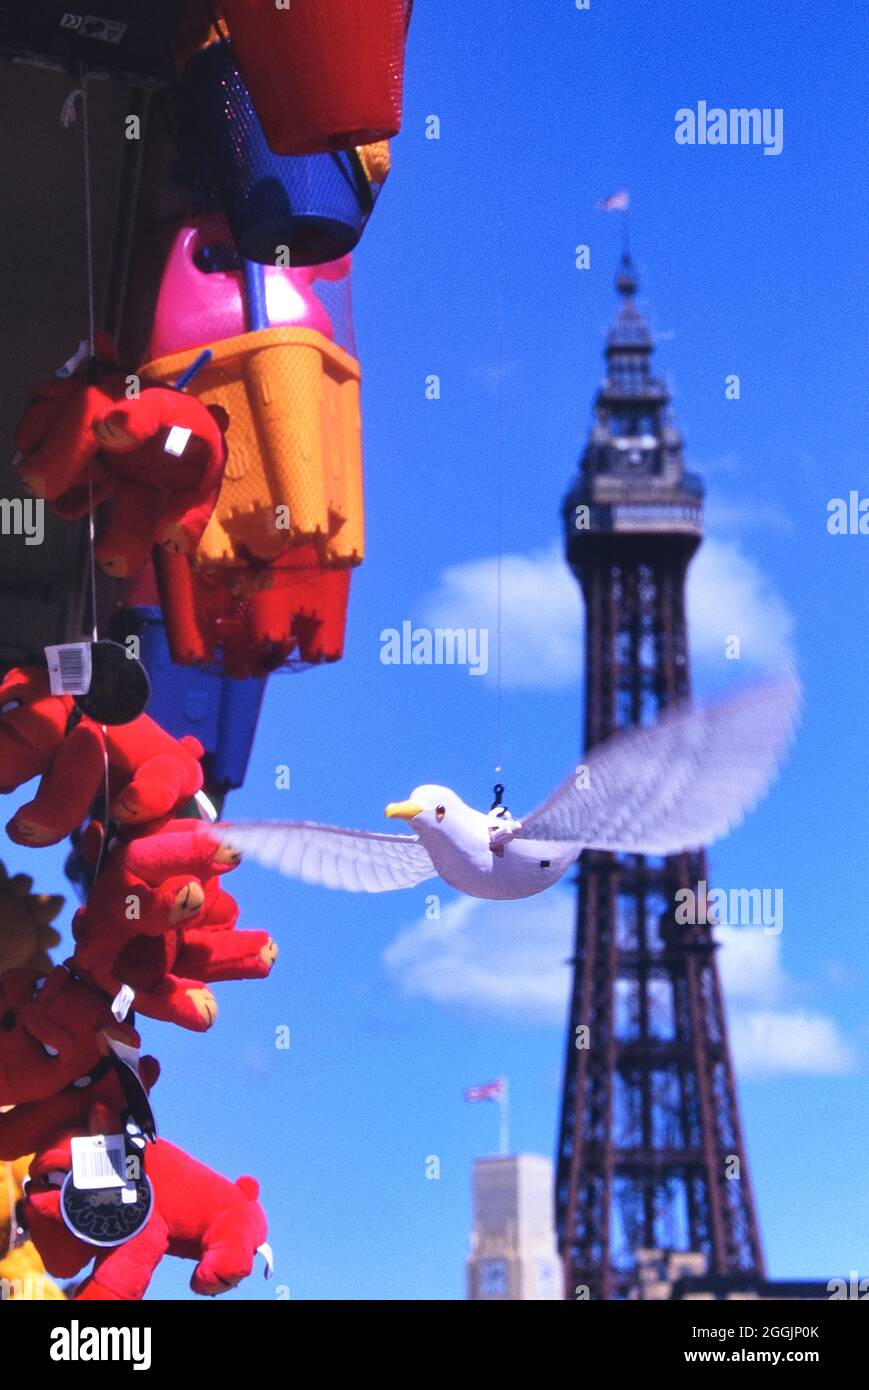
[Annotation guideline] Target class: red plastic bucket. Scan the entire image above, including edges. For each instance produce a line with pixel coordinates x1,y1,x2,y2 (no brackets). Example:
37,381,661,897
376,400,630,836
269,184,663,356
219,0,412,156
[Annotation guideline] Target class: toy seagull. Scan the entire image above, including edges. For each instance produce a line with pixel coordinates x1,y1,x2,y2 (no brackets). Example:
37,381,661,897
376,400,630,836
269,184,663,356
220,674,799,902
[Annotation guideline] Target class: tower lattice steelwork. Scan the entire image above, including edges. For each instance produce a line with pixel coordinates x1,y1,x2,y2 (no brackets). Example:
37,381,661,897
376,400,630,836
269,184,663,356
555,256,764,1299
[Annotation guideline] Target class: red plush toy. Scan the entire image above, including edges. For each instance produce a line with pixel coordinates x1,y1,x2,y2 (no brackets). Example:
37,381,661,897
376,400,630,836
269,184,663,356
0,1050,159,1163
0,667,204,846
24,1102,269,1300
72,821,277,1032
15,342,228,577
0,966,142,1107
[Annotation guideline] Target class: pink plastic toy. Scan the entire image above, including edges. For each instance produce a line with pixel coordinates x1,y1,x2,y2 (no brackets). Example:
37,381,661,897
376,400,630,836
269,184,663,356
148,216,350,359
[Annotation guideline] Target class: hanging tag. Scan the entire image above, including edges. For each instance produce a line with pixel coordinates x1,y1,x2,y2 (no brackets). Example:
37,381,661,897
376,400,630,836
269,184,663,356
105,1034,142,1077
73,639,150,725
55,339,90,379
70,1134,128,1191
164,425,192,457
45,642,92,697
194,789,219,824
258,1242,275,1280
105,1037,157,1142
61,1171,154,1248
111,983,135,1022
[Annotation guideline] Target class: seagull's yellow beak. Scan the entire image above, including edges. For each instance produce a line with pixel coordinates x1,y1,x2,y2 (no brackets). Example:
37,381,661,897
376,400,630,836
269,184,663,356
385,799,423,822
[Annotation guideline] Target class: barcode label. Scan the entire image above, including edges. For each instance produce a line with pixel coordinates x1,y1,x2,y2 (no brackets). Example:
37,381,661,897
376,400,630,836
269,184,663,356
45,642,92,696
71,1134,127,1191
82,18,128,45
60,15,129,45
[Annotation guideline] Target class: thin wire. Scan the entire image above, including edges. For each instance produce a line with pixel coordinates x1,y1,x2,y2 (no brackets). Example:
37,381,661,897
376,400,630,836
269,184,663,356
79,67,99,646
493,0,505,787
77,65,111,869
80,71,96,364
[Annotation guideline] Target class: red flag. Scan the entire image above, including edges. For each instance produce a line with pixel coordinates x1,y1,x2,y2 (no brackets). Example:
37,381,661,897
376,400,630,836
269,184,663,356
464,1079,505,1103
598,190,629,211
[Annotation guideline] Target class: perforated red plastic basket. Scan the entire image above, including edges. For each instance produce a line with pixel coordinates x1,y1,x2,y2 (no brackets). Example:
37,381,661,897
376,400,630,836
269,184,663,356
218,0,412,156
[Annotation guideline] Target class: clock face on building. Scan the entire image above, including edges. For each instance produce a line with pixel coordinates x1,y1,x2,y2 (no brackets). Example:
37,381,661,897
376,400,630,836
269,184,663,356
480,1259,509,1297
536,1258,557,1296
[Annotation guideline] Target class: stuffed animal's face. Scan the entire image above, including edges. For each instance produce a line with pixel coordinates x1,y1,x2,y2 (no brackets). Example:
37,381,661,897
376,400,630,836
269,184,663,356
0,967,122,1105
0,668,70,792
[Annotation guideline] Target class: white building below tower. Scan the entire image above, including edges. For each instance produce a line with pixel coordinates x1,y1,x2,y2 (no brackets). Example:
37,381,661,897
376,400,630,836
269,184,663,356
467,1154,563,1300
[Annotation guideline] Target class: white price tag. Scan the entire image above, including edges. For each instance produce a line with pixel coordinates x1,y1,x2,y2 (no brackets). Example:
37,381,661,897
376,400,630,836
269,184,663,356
45,642,92,697
70,1134,128,1191
164,425,192,457
111,983,136,1022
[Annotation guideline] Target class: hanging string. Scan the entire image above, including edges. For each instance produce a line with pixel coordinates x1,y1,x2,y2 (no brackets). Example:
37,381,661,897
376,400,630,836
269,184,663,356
62,71,100,644
66,66,111,870
493,0,506,798
80,72,97,366
79,69,100,649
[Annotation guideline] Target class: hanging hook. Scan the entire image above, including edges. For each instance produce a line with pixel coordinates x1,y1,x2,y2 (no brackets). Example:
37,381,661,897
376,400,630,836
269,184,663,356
490,783,506,812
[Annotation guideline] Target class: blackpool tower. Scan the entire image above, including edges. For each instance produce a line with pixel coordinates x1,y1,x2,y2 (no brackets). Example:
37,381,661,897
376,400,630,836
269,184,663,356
555,255,764,1299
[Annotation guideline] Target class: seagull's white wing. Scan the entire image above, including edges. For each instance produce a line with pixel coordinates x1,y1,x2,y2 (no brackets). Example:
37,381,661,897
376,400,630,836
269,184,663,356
217,821,437,893
520,672,800,856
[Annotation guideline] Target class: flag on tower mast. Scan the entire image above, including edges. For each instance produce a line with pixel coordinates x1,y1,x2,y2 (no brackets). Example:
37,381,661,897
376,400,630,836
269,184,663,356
598,190,630,211
465,1077,510,1155
465,1079,505,1103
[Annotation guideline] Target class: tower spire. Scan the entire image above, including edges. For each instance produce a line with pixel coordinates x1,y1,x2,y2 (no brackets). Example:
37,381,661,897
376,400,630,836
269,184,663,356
615,250,638,299
564,253,702,539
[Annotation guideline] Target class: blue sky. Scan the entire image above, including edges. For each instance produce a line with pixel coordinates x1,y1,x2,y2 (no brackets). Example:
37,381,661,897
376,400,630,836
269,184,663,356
4,0,868,1298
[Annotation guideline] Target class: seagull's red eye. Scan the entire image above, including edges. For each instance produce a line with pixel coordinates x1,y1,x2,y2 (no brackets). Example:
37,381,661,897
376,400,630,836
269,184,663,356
436,805,446,822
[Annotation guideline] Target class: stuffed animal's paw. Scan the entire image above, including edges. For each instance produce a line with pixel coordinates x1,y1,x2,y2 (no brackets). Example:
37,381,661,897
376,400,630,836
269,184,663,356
6,814,63,848
191,1251,252,1297
17,465,49,499
92,415,139,453
110,789,154,824
156,523,192,556
168,880,206,926
96,553,134,578
259,939,279,971
187,987,217,1030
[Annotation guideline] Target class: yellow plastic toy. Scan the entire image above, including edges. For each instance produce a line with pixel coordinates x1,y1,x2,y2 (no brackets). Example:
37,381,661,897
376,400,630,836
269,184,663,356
141,328,365,570
1,1156,65,1301
0,860,63,975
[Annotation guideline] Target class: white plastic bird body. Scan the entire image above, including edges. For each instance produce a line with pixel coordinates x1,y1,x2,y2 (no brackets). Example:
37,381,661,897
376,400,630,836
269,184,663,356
220,674,800,903
387,790,577,900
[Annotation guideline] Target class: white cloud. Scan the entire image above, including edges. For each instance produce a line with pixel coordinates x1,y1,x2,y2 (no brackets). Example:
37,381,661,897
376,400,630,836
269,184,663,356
728,1011,857,1079
384,903,856,1079
422,547,581,690
714,924,788,1003
714,925,857,1077
422,537,793,691
383,890,574,1025
687,537,795,669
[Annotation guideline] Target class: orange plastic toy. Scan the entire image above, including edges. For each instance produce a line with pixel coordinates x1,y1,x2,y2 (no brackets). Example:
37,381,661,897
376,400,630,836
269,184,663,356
139,328,364,569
